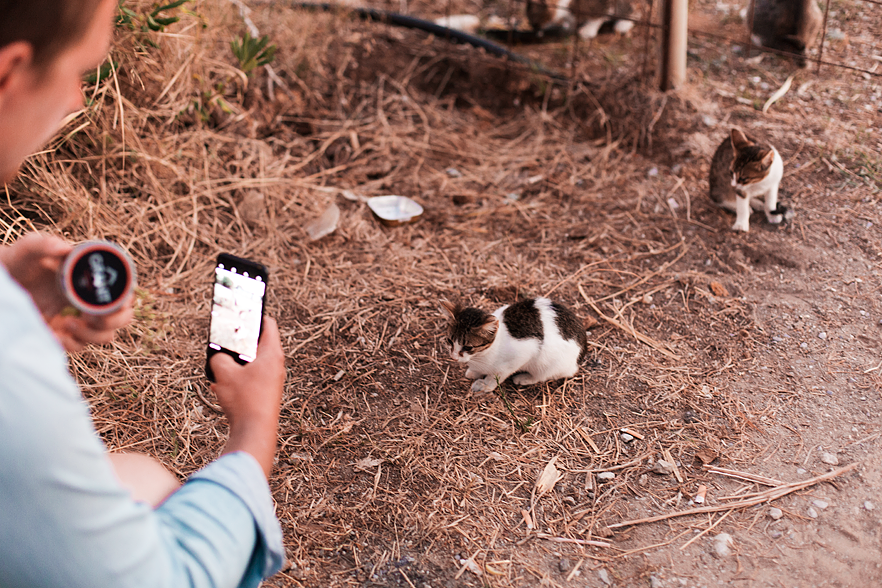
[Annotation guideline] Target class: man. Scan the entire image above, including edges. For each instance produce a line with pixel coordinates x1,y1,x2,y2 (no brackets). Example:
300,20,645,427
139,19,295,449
0,1,287,586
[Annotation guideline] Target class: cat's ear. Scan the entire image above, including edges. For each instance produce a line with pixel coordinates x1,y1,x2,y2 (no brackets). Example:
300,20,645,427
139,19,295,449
479,316,499,338
759,149,774,168
730,128,751,152
440,299,459,319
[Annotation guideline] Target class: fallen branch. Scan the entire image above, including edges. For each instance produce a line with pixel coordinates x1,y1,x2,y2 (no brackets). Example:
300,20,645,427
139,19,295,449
608,463,857,530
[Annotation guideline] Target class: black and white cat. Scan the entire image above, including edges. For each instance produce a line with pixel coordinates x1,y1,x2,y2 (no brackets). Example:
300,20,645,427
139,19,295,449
441,297,587,393
709,128,786,232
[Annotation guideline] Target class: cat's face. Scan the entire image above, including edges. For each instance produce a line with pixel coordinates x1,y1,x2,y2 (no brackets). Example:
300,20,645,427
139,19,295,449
440,300,498,363
729,129,775,190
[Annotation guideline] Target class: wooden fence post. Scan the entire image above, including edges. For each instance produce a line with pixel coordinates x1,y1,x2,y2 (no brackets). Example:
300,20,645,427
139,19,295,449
659,0,688,91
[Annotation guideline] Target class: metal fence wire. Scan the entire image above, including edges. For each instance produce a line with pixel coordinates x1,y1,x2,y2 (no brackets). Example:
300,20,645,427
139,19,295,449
424,0,882,81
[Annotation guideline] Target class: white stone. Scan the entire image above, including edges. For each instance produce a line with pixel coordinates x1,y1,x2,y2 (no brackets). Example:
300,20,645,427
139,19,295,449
821,452,839,465
597,472,616,482
813,499,829,510
807,507,819,518
712,533,734,558
769,507,783,520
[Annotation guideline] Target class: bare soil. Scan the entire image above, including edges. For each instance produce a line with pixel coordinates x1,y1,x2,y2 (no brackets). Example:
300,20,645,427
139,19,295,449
3,1,880,587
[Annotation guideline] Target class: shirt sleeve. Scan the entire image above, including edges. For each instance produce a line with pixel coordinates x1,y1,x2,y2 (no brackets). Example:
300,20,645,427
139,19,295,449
0,266,284,588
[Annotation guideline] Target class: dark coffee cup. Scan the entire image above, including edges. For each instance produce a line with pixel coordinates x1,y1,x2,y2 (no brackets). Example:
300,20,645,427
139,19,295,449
59,241,136,316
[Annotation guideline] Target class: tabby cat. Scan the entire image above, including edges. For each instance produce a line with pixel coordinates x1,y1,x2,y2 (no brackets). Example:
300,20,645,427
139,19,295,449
441,297,587,393
526,0,634,39
751,0,823,67
709,128,786,232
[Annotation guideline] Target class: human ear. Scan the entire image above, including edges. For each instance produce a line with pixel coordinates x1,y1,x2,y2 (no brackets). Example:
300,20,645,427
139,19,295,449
0,42,34,104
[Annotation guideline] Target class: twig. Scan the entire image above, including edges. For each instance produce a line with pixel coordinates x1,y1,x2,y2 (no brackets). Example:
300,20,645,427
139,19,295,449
608,463,858,530
535,533,612,548
679,509,732,550
705,466,783,487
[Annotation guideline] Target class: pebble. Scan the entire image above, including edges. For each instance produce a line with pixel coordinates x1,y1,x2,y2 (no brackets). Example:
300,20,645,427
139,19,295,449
712,533,734,558
800,342,808,349
650,576,664,588
821,452,839,465
807,507,819,518
813,499,829,510
598,568,612,585
797,468,807,475
818,332,827,340
769,507,783,520
558,558,571,573
652,460,676,476
445,167,462,178
769,529,783,539
864,501,875,511
648,167,659,178
621,433,635,442
772,336,784,342
597,472,616,482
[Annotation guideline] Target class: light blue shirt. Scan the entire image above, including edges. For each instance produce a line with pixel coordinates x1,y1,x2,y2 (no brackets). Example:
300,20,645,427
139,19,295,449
0,264,284,587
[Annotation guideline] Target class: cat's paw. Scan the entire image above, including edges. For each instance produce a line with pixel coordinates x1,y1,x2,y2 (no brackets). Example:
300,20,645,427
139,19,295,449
766,212,784,224
512,373,538,386
471,377,497,393
731,220,750,232
465,368,480,379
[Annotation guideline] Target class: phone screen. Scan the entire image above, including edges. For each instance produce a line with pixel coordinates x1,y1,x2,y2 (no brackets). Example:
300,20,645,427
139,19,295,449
207,254,267,380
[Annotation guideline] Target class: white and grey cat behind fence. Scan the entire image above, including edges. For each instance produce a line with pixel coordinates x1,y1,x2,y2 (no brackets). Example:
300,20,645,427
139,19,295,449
709,128,790,232
526,0,635,39
441,297,587,393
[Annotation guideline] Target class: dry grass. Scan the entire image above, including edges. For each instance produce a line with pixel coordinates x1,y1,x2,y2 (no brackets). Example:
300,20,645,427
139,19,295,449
3,1,879,586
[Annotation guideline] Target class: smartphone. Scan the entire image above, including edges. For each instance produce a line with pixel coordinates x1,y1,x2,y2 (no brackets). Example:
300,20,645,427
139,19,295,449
205,253,268,382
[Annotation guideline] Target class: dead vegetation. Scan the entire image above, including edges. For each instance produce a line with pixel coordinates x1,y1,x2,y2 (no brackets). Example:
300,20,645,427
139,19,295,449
2,0,880,586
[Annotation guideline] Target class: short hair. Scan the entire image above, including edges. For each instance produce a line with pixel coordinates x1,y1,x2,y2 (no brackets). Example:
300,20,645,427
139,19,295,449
0,0,106,66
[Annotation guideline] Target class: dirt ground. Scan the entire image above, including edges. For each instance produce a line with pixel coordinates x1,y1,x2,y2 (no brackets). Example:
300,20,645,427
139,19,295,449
3,1,881,587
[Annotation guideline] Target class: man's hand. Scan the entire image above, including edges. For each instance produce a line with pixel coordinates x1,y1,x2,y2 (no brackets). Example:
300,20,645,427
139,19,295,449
210,317,285,478
0,232,134,351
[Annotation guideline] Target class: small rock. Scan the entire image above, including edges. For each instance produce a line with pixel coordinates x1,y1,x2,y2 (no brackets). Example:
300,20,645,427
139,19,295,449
800,342,808,348
650,576,664,588
638,474,648,486
711,533,734,558
445,167,462,178
652,460,675,476
813,499,829,510
864,501,875,511
648,167,659,178
797,468,807,475
683,409,699,423
821,452,839,466
558,558,571,573
621,433,635,442
772,336,784,342
807,507,819,518
769,529,783,539
597,472,616,482
598,568,612,585
769,507,783,520
818,332,827,340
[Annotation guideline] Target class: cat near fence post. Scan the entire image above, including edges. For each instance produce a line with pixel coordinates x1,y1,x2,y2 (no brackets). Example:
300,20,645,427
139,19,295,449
709,128,791,232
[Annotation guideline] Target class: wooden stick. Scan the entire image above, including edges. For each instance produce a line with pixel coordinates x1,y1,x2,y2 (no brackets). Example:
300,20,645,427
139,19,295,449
706,466,783,487
535,533,612,548
608,463,857,530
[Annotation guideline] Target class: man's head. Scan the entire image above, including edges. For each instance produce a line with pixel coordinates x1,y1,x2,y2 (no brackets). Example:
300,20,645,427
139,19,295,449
0,0,115,183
